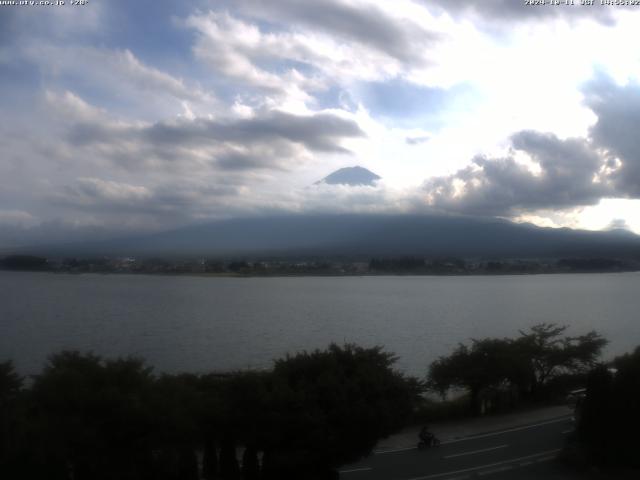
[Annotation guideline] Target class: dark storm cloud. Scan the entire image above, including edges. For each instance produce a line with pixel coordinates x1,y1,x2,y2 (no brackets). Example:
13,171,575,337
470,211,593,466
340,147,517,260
584,76,640,197
424,131,608,216
425,76,640,217
145,111,364,153
215,151,290,171
153,183,241,207
65,110,364,171
424,0,625,24
236,0,439,64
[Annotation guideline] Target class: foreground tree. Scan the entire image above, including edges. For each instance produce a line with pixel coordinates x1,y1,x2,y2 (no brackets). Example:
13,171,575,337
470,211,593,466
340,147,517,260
578,346,640,468
263,344,422,478
515,323,607,397
1,345,422,479
428,324,607,413
149,373,202,480
428,338,524,414
0,361,23,476
25,352,157,480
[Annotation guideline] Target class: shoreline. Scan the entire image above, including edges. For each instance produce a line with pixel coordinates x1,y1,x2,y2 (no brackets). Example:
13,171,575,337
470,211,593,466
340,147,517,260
1,268,639,278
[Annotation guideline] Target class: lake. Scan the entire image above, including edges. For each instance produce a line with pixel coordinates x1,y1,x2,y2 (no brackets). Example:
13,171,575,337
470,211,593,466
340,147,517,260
1,271,639,377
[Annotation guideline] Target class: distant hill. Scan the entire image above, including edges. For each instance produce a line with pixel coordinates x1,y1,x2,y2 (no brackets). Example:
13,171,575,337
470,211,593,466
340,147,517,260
20,213,640,260
315,166,381,186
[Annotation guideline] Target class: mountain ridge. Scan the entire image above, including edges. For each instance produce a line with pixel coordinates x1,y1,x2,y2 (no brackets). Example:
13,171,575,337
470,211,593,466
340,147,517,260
14,213,640,260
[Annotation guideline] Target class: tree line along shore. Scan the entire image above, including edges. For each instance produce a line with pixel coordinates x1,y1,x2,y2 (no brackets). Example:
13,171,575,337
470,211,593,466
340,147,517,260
2,254,639,276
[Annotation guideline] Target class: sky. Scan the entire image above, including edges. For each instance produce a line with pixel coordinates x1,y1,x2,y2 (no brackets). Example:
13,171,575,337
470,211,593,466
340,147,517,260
2,0,640,247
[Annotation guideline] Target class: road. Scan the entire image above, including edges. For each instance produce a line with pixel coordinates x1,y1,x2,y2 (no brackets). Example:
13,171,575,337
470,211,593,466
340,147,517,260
339,415,575,480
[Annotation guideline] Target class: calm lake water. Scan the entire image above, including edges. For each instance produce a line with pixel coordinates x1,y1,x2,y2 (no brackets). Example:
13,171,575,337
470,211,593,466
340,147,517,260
1,271,639,377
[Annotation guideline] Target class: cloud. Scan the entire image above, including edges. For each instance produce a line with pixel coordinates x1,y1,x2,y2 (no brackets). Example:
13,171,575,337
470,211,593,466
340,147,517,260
584,75,640,197
423,75,640,219
0,220,123,250
1,91,364,235
183,5,442,104
406,135,431,145
143,111,364,154
23,46,214,117
184,11,327,102
57,178,153,208
608,218,629,230
0,210,38,228
235,0,439,64
4,0,640,246
47,91,364,173
51,177,241,221
0,8,17,49
423,130,609,216
7,0,106,40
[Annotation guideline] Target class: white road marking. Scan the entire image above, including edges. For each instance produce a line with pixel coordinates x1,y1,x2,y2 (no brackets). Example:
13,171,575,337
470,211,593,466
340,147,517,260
478,465,513,476
338,467,372,474
444,444,508,459
404,448,562,480
374,446,416,454
440,416,572,445
535,455,557,463
562,429,574,434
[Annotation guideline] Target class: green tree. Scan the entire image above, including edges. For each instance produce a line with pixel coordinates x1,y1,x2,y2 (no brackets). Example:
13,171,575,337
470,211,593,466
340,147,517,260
578,363,613,464
1,255,49,271
2,344,422,479
515,323,607,396
609,346,640,466
578,347,640,468
428,338,521,414
263,344,421,478
149,373,202,480
428,324,607,413
0,360,22,408
27,351,156,480
0,361,24,477
198,374,226,480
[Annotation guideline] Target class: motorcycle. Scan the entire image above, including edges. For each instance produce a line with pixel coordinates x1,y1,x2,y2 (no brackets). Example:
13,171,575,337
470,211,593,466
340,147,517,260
417,434,440,449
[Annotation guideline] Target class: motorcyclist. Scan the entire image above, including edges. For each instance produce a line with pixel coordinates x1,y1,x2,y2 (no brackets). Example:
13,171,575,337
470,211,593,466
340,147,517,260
419,425,435,446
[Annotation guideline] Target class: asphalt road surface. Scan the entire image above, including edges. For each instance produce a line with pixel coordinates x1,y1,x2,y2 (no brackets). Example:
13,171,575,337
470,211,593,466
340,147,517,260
339,415,575,480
